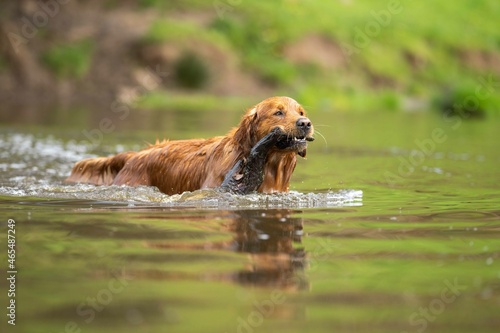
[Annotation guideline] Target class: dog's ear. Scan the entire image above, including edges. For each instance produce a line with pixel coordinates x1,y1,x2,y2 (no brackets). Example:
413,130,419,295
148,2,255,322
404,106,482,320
233,107,259,153
247,107,258,118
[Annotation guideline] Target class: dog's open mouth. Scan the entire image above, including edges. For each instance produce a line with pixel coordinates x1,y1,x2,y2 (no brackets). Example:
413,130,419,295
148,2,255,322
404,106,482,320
276,135,315,157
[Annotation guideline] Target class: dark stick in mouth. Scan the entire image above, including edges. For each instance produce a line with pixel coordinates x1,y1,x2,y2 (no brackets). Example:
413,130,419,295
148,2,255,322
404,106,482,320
221,127,287,194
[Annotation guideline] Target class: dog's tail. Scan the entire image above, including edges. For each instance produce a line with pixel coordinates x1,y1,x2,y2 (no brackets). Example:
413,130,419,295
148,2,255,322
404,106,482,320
65,152,134,185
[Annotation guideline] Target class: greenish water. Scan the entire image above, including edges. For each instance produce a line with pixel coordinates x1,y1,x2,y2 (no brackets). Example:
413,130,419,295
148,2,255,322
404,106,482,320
0,111,499,333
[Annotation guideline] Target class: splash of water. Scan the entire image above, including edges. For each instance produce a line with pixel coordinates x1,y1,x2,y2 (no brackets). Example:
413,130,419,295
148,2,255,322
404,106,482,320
0,132,363,209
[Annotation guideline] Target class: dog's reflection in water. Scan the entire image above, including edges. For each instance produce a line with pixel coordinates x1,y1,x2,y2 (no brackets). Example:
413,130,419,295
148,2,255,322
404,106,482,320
145,209,309,291
227,209,308,291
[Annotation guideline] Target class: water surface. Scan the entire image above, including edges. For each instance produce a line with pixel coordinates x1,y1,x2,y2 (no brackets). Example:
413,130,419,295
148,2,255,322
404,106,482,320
0,111,499,333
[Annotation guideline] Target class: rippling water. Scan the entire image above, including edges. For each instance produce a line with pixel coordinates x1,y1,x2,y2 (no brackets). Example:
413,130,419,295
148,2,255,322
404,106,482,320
1,112,499,333
0,132,362,208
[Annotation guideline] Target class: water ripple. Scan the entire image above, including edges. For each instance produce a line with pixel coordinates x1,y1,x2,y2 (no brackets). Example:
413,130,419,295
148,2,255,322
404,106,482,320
0,132,362,209
0,183,362,209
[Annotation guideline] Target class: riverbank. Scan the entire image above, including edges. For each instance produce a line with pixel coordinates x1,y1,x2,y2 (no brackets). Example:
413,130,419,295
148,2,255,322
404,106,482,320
1,0,499,123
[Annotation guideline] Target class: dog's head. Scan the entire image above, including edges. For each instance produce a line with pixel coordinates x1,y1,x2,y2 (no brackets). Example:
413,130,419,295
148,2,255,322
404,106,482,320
234,96,314,157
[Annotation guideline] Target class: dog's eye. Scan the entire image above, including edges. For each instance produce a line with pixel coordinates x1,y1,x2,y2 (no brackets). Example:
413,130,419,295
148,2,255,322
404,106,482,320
299,111,304,116
274,110,284,116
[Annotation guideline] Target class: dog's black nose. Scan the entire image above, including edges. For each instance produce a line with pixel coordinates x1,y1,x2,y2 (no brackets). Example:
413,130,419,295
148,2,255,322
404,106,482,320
296,117,312,131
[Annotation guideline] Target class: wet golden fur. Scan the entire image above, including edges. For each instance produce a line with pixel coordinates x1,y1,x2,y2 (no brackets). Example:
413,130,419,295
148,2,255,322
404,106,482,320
65,96,313,195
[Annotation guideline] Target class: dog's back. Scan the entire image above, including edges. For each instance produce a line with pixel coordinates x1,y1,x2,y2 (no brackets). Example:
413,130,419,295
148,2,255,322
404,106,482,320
65,137,238,194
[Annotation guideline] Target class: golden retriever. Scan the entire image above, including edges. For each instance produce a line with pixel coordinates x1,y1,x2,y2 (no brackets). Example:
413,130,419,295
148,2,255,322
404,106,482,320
65,96,314,195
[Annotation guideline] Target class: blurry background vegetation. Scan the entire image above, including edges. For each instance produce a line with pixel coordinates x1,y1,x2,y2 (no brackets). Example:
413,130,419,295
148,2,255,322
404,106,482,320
0,0,499,125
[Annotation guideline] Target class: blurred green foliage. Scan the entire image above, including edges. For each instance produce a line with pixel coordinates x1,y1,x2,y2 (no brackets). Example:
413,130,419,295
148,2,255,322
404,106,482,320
29,0,497,114
434,83,500,118
173,52,209,89
136,0,499,114
135,92,254,113
41,39,94,79
210,16,297,85
139,0,212,11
